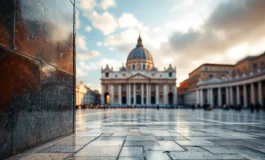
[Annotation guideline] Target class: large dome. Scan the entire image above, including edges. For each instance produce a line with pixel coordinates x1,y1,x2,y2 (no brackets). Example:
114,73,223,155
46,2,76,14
126,35,154,69
127,47,153,61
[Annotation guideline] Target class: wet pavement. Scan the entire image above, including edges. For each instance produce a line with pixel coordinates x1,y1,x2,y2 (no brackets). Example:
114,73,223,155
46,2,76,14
8,108,265,160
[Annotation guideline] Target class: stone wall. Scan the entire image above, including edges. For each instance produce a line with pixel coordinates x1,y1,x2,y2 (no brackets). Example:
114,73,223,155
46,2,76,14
0,0,75,159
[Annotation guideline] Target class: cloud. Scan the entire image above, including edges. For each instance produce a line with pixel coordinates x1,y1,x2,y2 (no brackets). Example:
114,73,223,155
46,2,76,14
76,67,88,76
118,13,139,28
79,61,98,70
85,26,92,32
97,42,103,46
77,0,96,11
87,11,117,35
167,0,265,62
79,58,122,71
77,50,101,60
97,58,122,70
101,0,116,10
109,47,115,51
77,36,88,51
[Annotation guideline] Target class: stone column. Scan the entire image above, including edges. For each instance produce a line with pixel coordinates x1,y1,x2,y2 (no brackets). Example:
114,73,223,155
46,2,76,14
218,87,222,107
251,83,255,104
149,84,152,104
243,84,247,108
141,83,144,105
174,85,177,106
196,89,200,105
209,88,213,106
207,88,210,104
226,87,229,105
101,86,104,105
236,85,240,105
133,83,136,105
230,86,234,105
110,84,114,104
119,84,122,105
164,84,167,105
146,83,149,104
156,84,159,105
127,84,129,105
129,84,131,104
258,81,263,106
199,89,203,106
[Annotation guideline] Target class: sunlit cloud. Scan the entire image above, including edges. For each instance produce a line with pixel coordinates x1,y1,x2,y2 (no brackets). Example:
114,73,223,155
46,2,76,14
87,11,117,35
77,36,88,51
85,26,92,32
101,0,116,10
77,67,88,76
97,42,103,46
77,0,96,11
77,50,101,60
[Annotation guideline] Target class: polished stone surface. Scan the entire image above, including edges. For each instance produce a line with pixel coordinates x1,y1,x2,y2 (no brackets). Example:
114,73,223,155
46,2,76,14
9,109,265,160
0,0,75,159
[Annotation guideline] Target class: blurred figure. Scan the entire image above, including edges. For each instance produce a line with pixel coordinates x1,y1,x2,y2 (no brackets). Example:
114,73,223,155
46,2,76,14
223,104,227,110
250,103,254,113
192,104,195,110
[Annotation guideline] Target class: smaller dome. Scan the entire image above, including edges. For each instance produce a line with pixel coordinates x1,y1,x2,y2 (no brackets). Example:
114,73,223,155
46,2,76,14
151,66,157,71
120,66,126,71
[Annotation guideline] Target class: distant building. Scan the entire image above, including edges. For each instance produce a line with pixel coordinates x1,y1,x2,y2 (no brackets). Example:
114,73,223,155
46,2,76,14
100,35,177,107
187,63,234,90
178,79,188,104
179,52,265,107
76,81,100,106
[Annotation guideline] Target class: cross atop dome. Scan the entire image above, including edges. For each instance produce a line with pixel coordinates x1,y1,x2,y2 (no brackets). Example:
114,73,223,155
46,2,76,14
136,34,143,47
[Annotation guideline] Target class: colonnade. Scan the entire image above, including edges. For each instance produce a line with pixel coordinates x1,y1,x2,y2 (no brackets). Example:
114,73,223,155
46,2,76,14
196,81,264,107
101,83,177,106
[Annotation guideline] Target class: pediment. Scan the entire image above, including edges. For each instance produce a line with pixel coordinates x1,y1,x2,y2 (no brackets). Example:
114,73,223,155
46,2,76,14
127,73,150,80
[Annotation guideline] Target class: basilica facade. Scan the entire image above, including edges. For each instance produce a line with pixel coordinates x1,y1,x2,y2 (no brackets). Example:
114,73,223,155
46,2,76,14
100,35,177,107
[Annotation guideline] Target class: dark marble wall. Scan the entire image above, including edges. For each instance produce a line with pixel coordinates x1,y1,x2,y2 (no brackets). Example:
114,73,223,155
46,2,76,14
0,0,75,159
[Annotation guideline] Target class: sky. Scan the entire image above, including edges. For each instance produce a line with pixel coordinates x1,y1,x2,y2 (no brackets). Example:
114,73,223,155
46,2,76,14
76,0,265,92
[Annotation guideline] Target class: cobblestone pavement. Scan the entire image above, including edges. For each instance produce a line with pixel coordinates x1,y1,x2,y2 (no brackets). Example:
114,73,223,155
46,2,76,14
9,109,265,160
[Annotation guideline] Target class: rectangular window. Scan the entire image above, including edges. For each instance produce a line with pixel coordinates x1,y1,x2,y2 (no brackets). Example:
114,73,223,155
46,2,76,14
143,65,145,70
137,85,141,90
106,85,108,90
169,72,172,77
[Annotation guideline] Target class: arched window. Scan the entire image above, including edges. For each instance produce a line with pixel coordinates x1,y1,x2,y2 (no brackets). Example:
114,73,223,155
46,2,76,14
105,72,109,77
132,64,135,70
169,72,172,77
143,64,145,70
